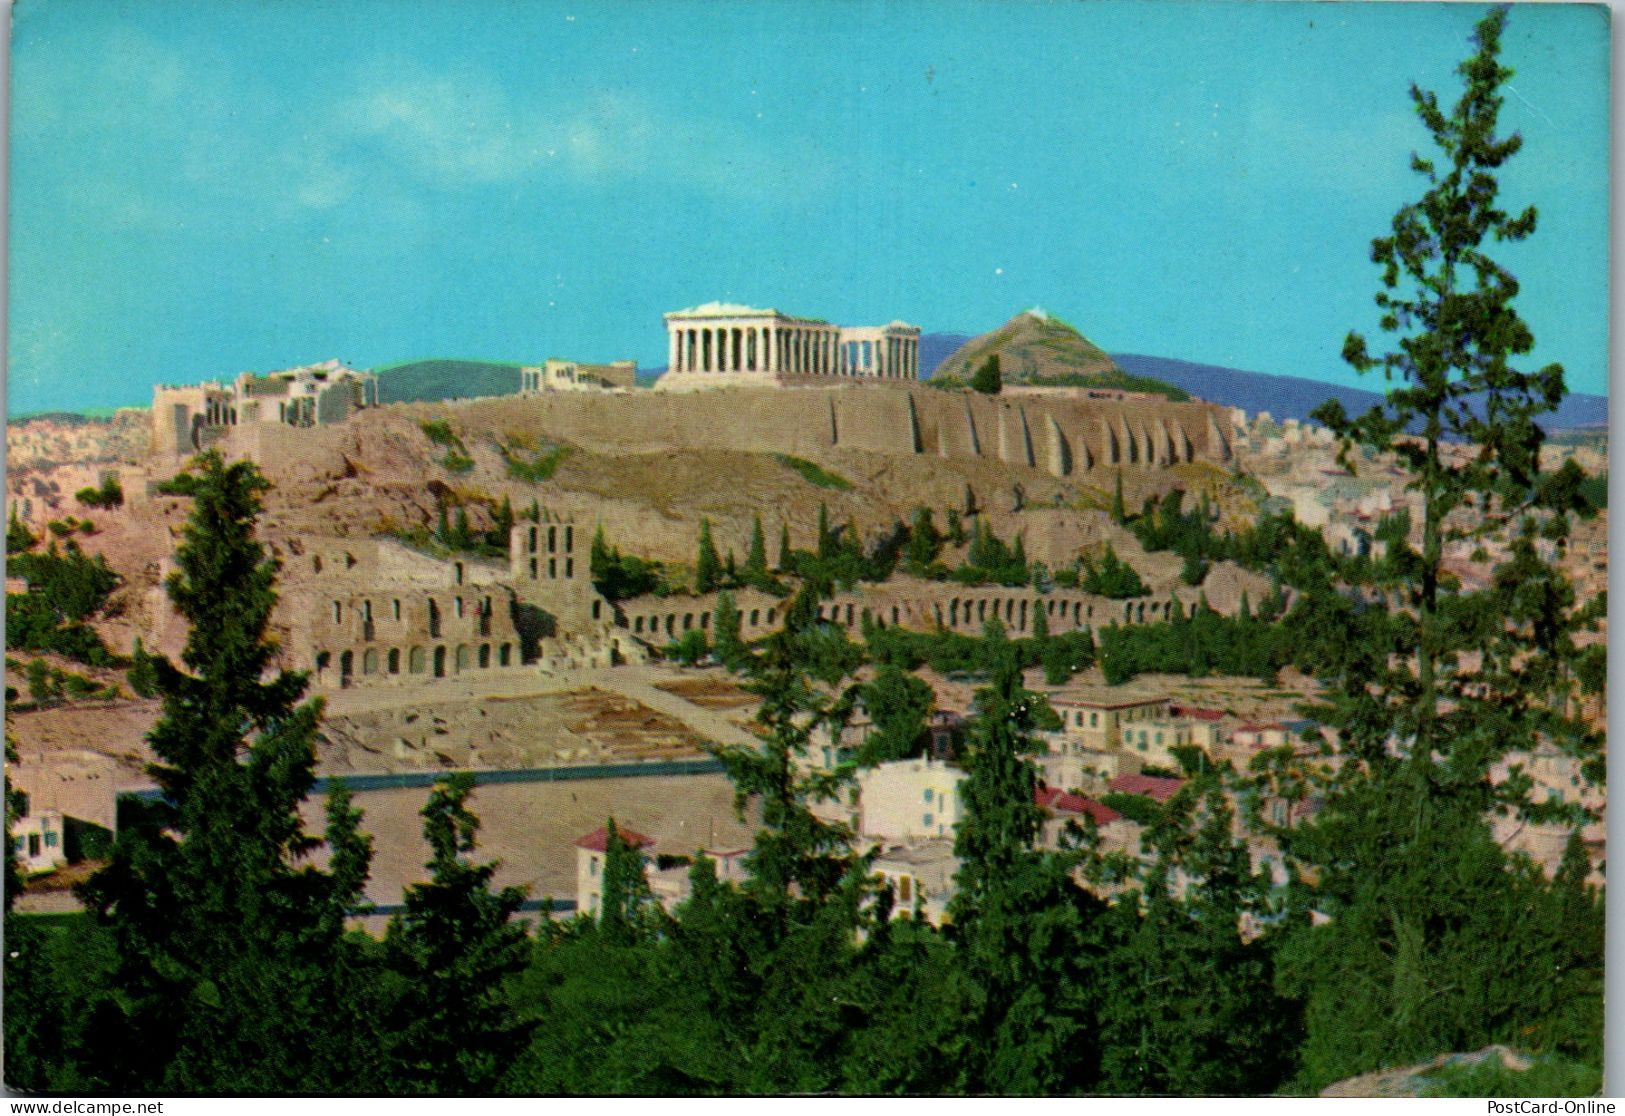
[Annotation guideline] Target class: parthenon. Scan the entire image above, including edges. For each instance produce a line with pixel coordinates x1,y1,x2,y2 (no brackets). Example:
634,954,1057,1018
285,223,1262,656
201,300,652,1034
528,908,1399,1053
657,302,921,389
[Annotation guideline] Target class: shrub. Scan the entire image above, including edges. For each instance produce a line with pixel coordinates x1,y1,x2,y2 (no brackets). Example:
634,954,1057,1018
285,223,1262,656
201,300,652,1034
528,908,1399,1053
775,454,852,491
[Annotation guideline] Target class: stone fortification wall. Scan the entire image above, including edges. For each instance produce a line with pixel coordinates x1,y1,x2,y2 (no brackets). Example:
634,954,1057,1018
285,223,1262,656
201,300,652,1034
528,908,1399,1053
420,384,1229,478
616,571,1283,649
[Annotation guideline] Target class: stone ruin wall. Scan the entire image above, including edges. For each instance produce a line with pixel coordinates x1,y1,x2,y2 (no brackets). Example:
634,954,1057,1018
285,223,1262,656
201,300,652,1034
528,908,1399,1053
379,384,1232,478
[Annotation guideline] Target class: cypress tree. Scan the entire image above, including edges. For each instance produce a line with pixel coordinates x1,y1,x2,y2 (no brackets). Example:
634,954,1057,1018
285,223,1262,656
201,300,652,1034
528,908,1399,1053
77,451,372,1092
597,818,655,947
1111,472,1126,525
713,589,746,671
777,521,793,573
746,516,769,585
695,519,721,593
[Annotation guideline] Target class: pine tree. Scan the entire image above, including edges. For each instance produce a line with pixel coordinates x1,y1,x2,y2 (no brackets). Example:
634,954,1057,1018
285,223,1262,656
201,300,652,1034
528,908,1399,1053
1283,9,1605,1084
713,586,862,931
695,518,721,593
77,452,372,1092
383,773,533,1093
489,494,515,549
949,629,1103,1092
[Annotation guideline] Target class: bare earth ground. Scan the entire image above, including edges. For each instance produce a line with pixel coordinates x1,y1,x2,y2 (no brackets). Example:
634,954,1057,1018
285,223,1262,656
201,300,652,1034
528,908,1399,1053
327,772,755,918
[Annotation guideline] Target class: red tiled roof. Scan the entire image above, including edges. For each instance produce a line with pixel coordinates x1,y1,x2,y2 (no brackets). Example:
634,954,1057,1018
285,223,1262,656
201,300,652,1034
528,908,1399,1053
1235,722,1286,734
1169,704,1225,722
574,825,656,852
1107,773,1184,803
1035,786,1122,825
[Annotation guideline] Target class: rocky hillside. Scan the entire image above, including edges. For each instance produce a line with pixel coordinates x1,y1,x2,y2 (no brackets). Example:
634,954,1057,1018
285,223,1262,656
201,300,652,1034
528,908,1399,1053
930,310,1101,378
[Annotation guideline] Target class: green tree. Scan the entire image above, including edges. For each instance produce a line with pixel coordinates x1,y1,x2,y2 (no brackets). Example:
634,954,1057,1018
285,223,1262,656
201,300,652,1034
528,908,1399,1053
7,510,35,554
777,521,793,573
596,818,656,946
76,452,372,1092
713,589,746,670
695,518,722,593
948,629,1103,1092
971,354,1002,395
1284,9,1606,1086
127,637,159,699
383,773,533,1093
1111,471,1126,525
745,515,770,587
714,587,862,928
857,664,934,764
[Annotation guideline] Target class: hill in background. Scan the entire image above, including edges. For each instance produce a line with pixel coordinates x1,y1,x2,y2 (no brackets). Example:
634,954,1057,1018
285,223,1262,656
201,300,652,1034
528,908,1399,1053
929,309,1187,400
1113,353,1608,431
376,359,525,404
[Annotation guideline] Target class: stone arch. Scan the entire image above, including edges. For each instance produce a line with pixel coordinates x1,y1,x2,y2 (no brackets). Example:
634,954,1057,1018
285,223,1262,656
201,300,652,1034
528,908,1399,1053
409,646,426,674
363,648,379,675
950,599,960,626
1124,601,1134,622
750,609,760,627
479,644,490,669
891,605,900,625
977,600,987,622
1018,599,1027,631
388,648,401,674
700,612,710,630
339,651,353,685
434,646,446,678
452,644,468,672
682,613,694,631
634,616,644,634
500,643,512,666
845,603,855,626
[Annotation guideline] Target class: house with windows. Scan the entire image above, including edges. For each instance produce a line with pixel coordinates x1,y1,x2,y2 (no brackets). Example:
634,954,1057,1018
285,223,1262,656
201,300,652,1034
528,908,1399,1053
857,757,964,843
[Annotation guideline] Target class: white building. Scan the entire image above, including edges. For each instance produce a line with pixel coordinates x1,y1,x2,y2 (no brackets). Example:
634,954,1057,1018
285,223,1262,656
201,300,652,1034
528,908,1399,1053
657,302,922,390
857,757,964,843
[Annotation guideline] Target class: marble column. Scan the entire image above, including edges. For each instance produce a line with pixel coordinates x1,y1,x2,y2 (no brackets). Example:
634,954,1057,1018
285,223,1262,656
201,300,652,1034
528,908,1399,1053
669,330,679,373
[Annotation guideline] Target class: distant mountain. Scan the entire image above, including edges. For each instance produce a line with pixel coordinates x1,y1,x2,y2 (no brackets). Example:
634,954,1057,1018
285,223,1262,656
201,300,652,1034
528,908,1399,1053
1111,353,1609,430
930,309,1186,399
918,332,972,377
376,359,524,404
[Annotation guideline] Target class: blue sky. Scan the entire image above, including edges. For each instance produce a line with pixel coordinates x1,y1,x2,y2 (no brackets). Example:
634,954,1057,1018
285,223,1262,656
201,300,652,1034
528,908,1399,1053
6,0,1610,415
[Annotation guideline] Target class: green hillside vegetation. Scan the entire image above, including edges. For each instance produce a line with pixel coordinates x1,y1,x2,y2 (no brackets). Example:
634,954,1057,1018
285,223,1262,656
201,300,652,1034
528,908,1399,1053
378,359,527,404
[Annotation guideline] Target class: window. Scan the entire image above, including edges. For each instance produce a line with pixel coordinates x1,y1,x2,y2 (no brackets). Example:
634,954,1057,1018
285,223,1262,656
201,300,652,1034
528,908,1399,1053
549,526,557,553
1155,731,1163,745
566,557,574,578
590,855,599,877
592,600,601,619
1138,731,1148,751
566,525,574,551
393,599,402,620
530,558,538,578
922,813,934,828
549,558,557,579
332,601,342,623
923,788,934,804
1090,712,1099,728
454,562,464,586
43,831,57,848
1075,712,1083,727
